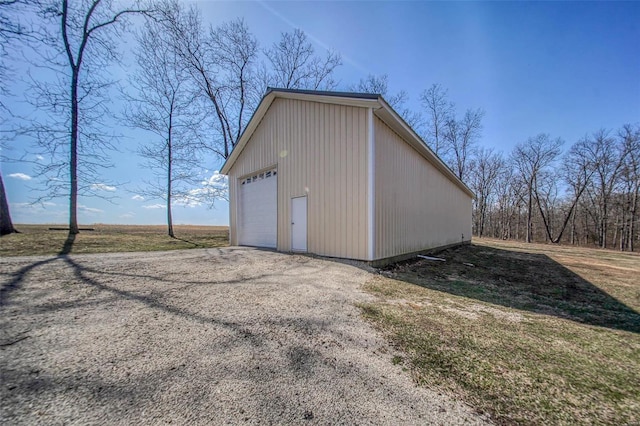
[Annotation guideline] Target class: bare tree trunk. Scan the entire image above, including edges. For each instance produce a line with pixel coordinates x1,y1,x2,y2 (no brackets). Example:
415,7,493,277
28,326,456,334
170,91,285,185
69,67,80,235
526,188,533,243
630,189,638,252
167,127,174,238
612,212,619,250
0,172,18,235
600,204,609,248
570,206,576,245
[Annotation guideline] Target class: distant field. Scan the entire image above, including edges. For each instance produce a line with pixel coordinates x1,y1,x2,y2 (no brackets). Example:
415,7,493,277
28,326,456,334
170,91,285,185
360,238,640,425
0,224,229,257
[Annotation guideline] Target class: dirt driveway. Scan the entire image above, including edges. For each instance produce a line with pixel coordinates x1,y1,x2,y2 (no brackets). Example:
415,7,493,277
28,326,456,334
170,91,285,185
1,247,487,425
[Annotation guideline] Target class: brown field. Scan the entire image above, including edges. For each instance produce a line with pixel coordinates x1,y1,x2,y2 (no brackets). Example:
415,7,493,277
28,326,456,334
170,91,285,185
360,238,640,425
0,224,229,257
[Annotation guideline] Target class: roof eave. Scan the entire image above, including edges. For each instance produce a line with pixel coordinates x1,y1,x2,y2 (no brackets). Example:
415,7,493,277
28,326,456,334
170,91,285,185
373,97,475,199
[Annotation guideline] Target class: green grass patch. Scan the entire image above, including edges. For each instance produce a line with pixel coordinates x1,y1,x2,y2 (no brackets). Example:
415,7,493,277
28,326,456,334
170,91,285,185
360,239,640,425
0,224,229,256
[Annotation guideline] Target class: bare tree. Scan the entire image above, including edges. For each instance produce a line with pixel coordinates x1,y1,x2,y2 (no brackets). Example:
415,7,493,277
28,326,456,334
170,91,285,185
25,0,146,235
470,147,503,237
158,1,259,160
264,28,341,91
1,0,24,110
616,124,639,251
532,136,598,244
124,14,204,237
445,108,484,182
512,134,563,243
581,129,628,248
351,74,388,95
0,0,36,235
420,83,453,157
350,74,422,129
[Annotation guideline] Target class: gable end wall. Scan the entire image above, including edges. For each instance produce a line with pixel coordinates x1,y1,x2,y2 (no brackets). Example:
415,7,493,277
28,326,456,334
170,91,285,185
228,98,370,259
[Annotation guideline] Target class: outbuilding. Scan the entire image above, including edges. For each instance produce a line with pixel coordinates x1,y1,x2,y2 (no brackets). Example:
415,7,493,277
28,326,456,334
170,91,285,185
220,88,473,265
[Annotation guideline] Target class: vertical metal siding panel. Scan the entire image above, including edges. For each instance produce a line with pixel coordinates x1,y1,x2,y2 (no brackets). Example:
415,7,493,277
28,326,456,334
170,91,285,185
306,103,318,253
329,105,337,255
349,108,357,258
374,117,472,258
229,177,236,245
286,99,293,250
334,104,341,256
318,103,325,254
354,110,360,258
336,104,343,256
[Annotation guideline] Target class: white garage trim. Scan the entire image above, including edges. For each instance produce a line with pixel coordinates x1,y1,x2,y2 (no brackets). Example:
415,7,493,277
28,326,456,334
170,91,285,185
238,168,277,248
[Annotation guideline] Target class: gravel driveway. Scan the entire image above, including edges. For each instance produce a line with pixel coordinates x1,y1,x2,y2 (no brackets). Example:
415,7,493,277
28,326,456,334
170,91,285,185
1,247,488,425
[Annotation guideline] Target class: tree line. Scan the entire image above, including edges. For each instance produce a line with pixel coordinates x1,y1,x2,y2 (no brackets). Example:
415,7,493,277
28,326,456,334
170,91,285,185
1,0,638,252
469,126,639,251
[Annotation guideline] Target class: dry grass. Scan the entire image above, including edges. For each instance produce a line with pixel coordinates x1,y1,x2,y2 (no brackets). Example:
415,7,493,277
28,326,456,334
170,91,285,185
359,238,640,425
0,224,229,257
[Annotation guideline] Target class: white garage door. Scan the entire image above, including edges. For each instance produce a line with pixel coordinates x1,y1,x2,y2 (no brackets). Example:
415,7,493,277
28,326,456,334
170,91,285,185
238,169,277,248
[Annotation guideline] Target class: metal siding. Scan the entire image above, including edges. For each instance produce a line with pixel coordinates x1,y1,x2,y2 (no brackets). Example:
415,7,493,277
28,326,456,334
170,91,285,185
228,98,369,259
374,117,473,259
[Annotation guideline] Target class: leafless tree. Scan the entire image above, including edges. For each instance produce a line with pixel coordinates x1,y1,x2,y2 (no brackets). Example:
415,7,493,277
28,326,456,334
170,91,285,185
24,0,147,235
531,136,598,245
1,0,24,109
420,83,453,157
350,74,422,129
470,147,504,237
264,28,341,91
581,129,628,248
0,0,37,235
157,1,259,160
124,14,206,237
618,124,640,251
512,134,563,243
444,108,484,182
350,74,388,95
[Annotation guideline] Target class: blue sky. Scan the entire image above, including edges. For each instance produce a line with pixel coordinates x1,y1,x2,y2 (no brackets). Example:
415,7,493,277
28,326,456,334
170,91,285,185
3,1,639,225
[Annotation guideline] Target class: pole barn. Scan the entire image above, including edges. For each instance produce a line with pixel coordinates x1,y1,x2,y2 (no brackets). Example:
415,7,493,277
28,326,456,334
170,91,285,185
221,88,473,265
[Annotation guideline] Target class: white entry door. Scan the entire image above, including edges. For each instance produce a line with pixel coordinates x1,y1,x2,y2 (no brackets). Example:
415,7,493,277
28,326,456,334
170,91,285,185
291,196,307,252
238,169,277,248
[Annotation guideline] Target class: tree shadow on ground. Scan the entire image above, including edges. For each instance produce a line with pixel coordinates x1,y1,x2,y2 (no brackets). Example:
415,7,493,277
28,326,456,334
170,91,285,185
0,236,265,347
59,233,76,255
380,244,640,334
170,236,202,247
0,233,75,306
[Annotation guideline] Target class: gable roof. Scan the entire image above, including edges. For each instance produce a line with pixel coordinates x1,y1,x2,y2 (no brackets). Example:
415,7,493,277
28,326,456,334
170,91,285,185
220,88,474,198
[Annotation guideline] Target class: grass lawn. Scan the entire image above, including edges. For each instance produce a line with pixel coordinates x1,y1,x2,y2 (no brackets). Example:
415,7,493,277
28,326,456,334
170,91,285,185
0,224,229,257
360,238,640,425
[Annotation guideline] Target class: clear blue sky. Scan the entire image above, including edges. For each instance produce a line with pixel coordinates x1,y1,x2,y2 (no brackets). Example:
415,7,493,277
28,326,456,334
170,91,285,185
3,1,639,225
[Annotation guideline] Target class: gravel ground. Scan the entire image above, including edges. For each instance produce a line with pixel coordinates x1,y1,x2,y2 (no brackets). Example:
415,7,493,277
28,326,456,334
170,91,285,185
1,247,489,425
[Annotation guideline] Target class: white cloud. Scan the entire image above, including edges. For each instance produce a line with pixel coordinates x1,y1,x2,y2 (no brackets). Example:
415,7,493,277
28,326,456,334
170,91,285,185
9,173,32,181
131,194,145,201
35,155,44,161
91,183,117,192
173,171,228,207
10,202,65,223
78,204,103,213
119,212,135,219
142,203,164,209
12,202,32,209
